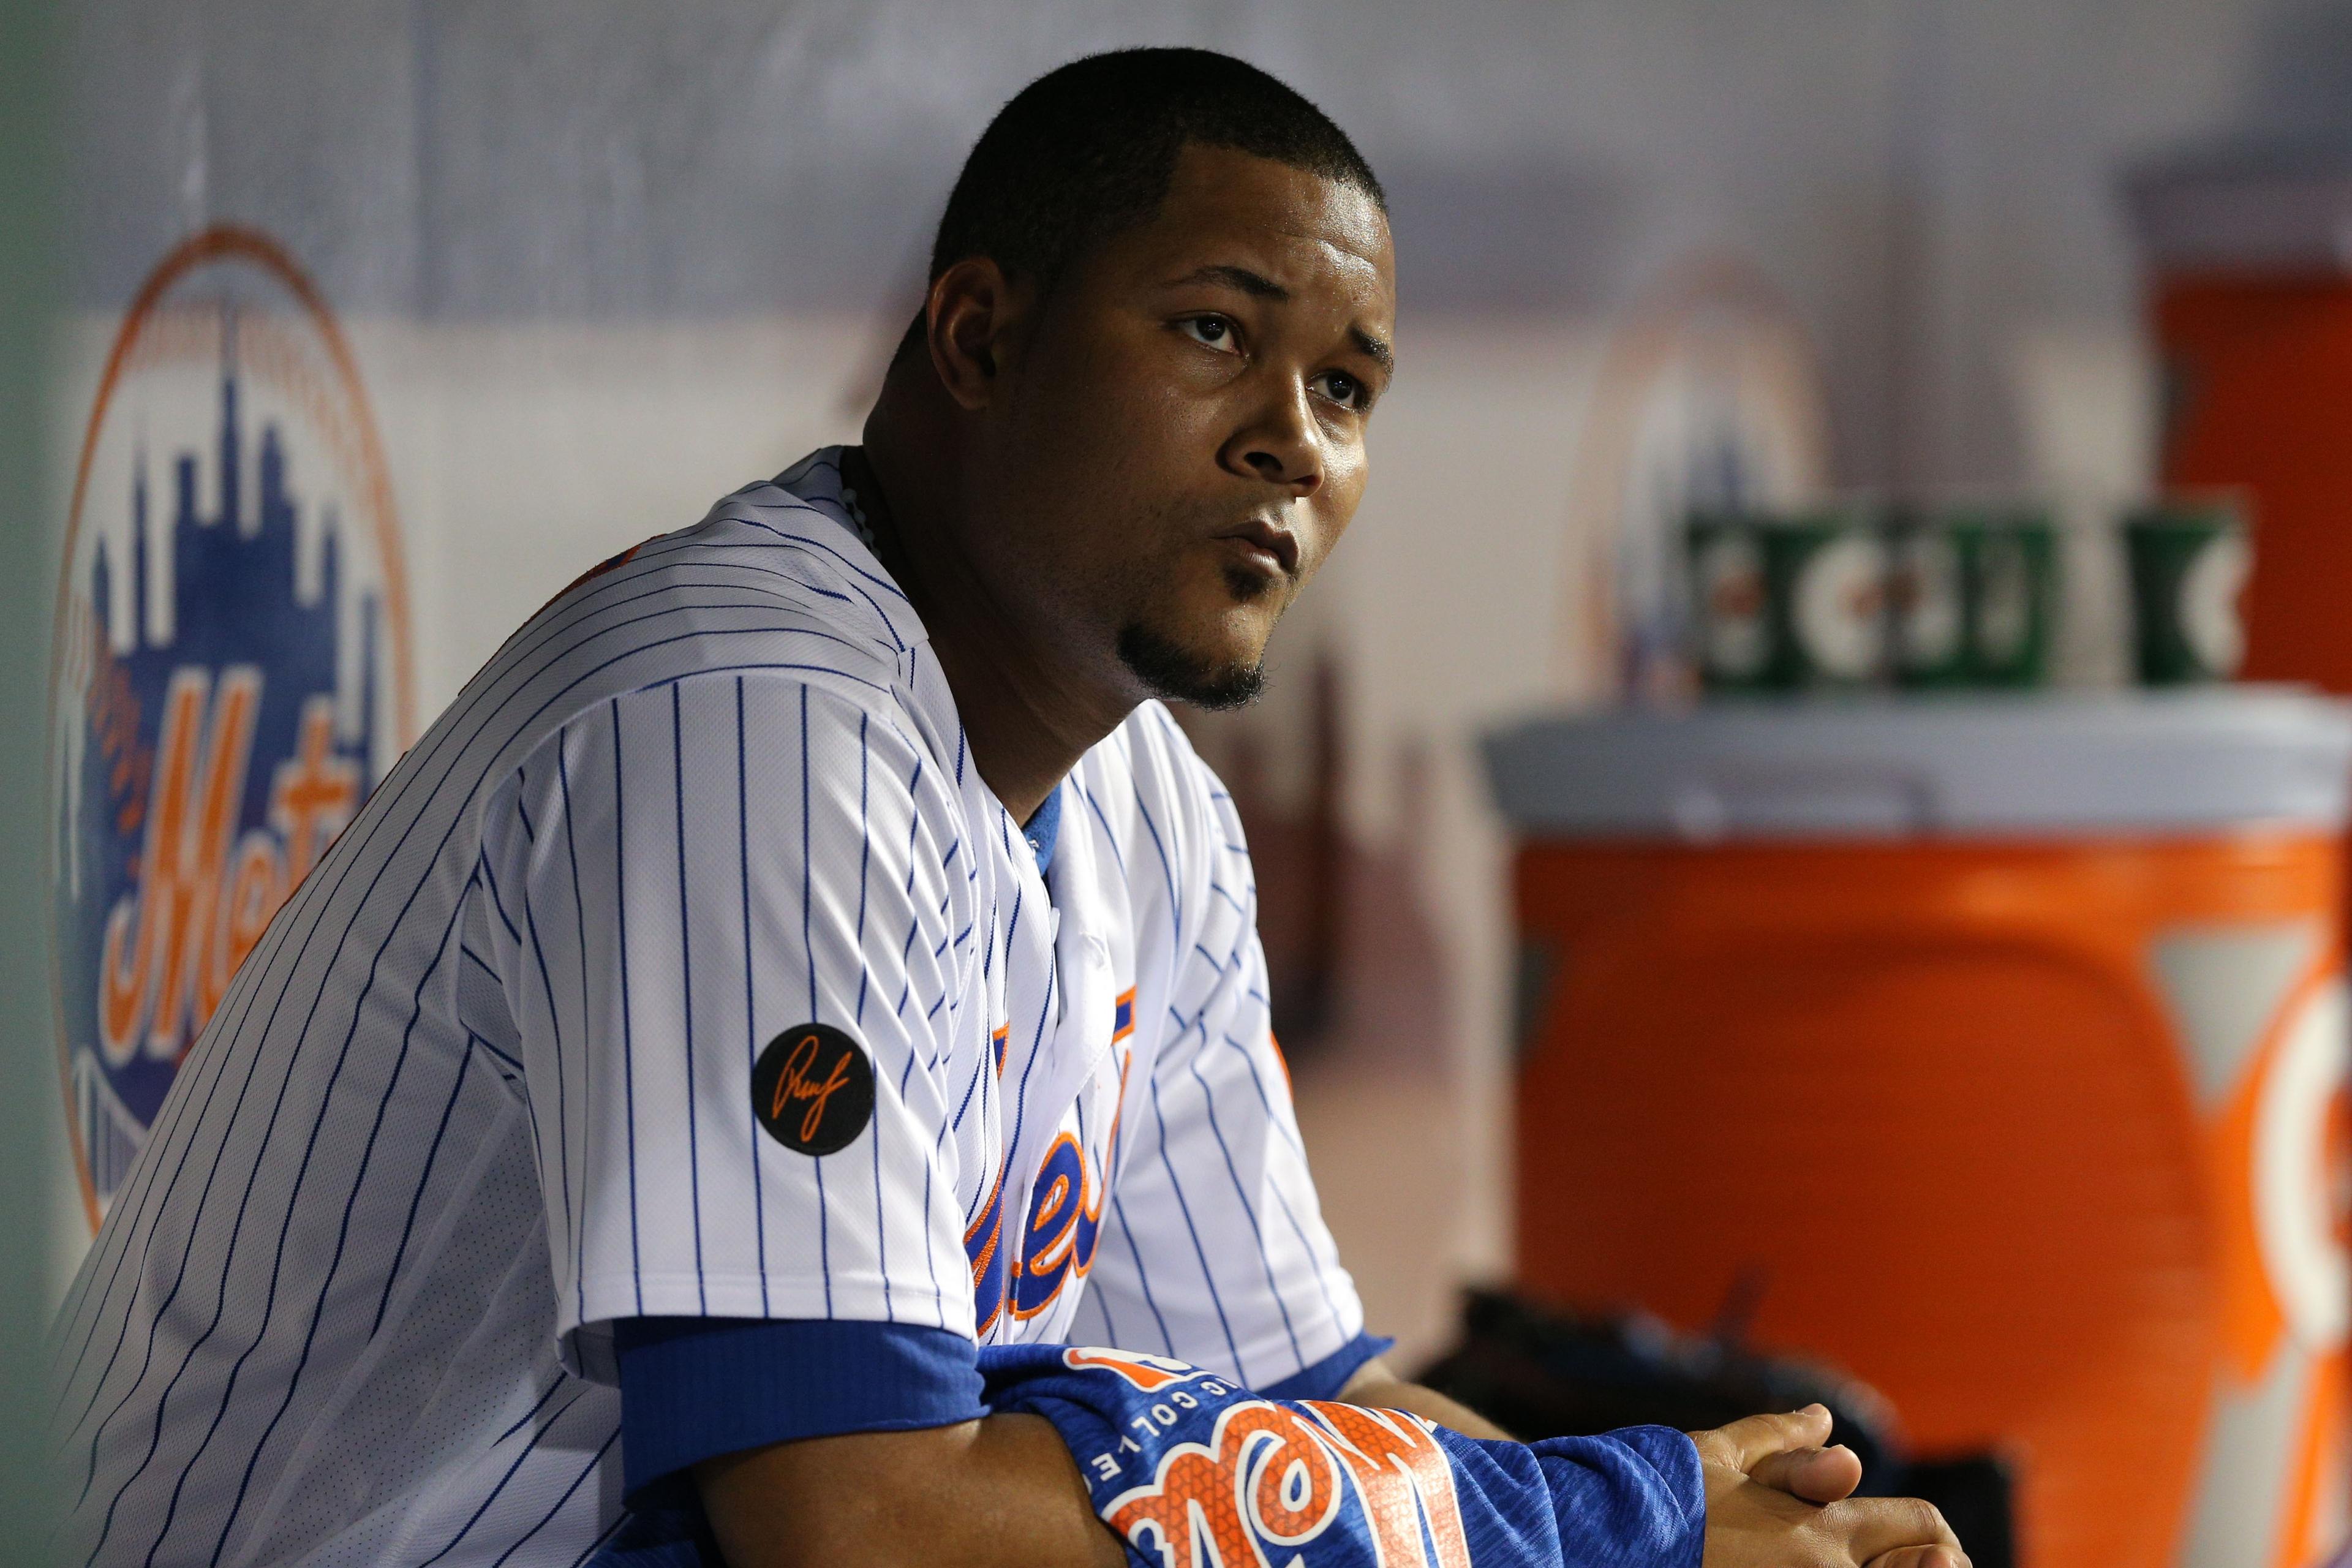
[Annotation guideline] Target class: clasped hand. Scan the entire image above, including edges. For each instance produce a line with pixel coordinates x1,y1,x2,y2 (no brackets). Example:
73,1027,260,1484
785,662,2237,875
1692,1407,1968,1568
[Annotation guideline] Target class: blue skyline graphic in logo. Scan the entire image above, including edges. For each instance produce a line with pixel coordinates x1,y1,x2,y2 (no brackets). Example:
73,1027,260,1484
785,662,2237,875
59,329,382,1212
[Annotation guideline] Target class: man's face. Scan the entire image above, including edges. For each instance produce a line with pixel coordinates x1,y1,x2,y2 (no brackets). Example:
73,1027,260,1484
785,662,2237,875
970,143,1396,708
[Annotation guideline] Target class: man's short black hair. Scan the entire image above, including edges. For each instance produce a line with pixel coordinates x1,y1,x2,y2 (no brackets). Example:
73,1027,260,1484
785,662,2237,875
929,48,1385,294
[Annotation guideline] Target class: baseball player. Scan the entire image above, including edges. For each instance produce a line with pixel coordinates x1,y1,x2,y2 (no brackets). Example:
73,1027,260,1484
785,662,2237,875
51,48,1966,1568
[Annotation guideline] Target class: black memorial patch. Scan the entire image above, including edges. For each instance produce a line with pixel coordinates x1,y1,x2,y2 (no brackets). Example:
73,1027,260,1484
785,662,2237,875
751,1023,876,1155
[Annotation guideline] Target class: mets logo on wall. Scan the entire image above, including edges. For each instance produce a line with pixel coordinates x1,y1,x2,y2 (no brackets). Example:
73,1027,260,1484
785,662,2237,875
47,226,415,1231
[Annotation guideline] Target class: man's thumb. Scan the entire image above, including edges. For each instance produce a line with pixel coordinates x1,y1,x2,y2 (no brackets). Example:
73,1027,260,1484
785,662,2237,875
1747,1442,1863,1503
1689,1405,1836,1472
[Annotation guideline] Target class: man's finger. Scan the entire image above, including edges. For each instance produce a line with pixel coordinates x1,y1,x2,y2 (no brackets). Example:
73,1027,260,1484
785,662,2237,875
1864,1547,1970,1568
1746,1442,1861,1503
1687,1405,1834,1471
1834,1495,1962,1562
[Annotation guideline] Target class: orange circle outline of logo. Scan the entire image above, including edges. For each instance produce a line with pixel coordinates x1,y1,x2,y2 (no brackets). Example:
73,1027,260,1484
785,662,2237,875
45,224,417,1234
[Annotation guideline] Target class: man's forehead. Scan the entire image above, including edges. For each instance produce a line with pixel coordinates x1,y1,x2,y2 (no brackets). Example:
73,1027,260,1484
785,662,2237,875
1144,146,1395,318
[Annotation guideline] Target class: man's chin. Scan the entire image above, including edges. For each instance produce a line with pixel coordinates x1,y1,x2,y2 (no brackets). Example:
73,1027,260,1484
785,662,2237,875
1219,559,1282,605
1115,622,1266,711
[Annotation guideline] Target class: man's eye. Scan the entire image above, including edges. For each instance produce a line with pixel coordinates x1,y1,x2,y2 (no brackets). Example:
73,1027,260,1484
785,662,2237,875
1177,315,1239,352
1313,371,1368,412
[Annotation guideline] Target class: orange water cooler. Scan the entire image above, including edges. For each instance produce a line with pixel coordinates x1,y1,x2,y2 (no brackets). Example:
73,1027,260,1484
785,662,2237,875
1486,691,2352,1568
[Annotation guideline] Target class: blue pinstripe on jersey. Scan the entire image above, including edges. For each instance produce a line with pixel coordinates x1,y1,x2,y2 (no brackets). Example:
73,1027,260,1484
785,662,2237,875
610,697,645,1317
518,810,577,1272
799,686,835,1317
671,685,708,1313
371,1042,474,1338
557,728,592,1327
734,677,771,1316
415,1388,600,1566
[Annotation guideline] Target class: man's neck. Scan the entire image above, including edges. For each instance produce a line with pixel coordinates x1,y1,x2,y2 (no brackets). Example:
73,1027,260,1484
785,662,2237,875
842,439,1129,826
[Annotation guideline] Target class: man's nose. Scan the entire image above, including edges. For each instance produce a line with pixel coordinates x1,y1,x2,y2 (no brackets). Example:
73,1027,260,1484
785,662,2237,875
1224,382,1323,497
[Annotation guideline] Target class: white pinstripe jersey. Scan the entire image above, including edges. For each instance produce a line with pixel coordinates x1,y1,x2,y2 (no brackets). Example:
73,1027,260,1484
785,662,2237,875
50,449,1368,1567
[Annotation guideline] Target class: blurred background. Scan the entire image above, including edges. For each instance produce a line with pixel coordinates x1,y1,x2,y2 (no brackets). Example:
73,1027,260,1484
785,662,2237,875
19,2,2352,1564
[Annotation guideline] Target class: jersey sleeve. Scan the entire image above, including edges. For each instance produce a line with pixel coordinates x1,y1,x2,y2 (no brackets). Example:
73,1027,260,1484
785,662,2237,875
476,673,980,1376
1069,763,1373,1392
979,1344,1706,1568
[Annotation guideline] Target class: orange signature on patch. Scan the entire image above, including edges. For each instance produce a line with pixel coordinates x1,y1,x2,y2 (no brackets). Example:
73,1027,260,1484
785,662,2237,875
772,1032,854,1144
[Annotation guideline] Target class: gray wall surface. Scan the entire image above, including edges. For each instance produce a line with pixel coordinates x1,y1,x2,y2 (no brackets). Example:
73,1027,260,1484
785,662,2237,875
4,6,65,1553
61,0,2352,491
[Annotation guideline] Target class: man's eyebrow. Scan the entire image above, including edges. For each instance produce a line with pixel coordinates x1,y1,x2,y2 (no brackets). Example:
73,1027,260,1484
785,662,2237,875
1349,326,1395,375
1174,263,1290,300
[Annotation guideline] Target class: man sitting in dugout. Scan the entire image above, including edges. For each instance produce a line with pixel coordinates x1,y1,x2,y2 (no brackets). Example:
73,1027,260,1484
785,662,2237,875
53,46,1967,1568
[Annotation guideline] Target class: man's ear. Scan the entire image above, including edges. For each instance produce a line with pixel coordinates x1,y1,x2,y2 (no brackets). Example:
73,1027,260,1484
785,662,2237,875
924,257,1031,413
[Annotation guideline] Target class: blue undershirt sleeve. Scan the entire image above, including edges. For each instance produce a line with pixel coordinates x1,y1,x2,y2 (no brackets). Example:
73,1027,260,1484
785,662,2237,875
612,1316,987,1497
610,1321,1387,1499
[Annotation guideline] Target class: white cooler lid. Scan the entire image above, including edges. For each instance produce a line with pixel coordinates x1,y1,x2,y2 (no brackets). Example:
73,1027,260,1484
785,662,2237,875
1483,687,2352,841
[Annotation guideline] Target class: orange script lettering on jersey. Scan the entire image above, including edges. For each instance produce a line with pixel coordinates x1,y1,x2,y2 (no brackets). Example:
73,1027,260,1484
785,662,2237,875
771,1031,855,1145
1106,1401,1346,1567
